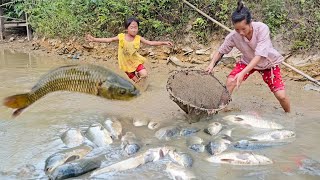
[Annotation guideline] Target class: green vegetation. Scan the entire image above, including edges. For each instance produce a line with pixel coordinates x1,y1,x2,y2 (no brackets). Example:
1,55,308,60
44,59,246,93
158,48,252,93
2,0,320,52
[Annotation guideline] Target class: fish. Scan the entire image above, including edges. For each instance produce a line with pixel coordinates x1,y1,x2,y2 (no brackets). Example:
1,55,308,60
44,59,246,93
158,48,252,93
133,118,149,127
103,117,122,140
44,144,93,173
168,150,193,168
48,155,104,180
60,128,84,148
205,138,231,155
233,139,290,150
297,157,320,176
186,136,205,153
85,123,113,147
3,64,139,116
155,126,181,140
90,146,172,177
166,162,197,180
223,115,284,129
148,121,161,130
121,132,141,155
206,152,273,165
204,122,223,136
180,127,200,136
249,129,296,141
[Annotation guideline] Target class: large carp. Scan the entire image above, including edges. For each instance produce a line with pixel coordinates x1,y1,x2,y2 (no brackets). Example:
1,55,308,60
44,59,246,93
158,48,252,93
3,64,139,116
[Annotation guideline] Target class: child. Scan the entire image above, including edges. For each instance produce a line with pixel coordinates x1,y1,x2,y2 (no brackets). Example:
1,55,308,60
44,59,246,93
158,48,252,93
86,17,173,83
205,0,290,112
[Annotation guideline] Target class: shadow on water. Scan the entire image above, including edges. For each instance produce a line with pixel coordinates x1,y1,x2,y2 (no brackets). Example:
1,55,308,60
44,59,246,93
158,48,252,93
0,49,319,179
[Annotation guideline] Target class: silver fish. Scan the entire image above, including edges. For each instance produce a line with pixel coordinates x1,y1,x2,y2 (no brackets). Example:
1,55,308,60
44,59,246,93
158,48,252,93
166,162,197,180
206,152,273,165
121,132,141,155
148,121,161,130
85,123,113,147
103,117,122,140
155,126,181,140
48,155,104,180
180,127,200,136
90,146,173,177
60,128,84,148
187,136,205,153
44,144,93,173
223,115,284,129
168,150,193,168
204,122,222,136
233,139,290,150
133,118,149,127
298,157,320,176
205,138,231,155
249,129,296,141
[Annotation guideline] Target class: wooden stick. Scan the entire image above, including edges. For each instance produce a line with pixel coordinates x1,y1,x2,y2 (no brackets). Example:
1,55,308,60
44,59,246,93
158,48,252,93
182,0,320,86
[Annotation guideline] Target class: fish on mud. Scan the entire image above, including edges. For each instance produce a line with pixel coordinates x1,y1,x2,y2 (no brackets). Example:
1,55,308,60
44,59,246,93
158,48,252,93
85,123,113,147
60,128,84,148
180,127,200,136
186,136,205,153
206,152,273,165
155,126,181,140
205,138,231,155
148,121,161,130
166,162,197,180
296,156,320,176
90,146,173,177
168,150,193,168
233,139,291,150
121,132,141,155
3,64,139,116
249,129,296,141
204,122,222,136
103,117,122,140
48,155,104,180
133,118,149,127
44,144,93,173
223,115,284,129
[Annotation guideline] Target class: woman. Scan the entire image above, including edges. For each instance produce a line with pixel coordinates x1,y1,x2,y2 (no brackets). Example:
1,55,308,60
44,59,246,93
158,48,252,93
206,1,290,112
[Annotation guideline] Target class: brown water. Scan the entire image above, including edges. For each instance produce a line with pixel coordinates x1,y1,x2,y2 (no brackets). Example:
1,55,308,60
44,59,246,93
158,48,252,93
0,49,319,180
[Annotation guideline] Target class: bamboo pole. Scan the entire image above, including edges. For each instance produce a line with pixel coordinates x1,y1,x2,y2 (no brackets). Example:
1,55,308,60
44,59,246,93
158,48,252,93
182,0,320,86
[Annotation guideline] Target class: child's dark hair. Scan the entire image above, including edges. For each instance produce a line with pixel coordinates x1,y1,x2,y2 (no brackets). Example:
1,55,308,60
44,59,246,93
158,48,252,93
124,17,140,29
231,0,251,24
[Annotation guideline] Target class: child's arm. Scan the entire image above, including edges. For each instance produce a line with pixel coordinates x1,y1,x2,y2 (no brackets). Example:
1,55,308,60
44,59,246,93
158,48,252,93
140,37,173,46
86,34,118,43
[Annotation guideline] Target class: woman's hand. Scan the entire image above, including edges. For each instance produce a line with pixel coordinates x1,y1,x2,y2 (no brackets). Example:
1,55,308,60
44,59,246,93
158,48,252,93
164,41,173,46
232,71,245,89
85,34,95,42
205,62,215,74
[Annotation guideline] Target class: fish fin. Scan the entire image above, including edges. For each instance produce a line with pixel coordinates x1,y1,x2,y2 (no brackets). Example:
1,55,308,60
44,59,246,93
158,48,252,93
3,93,31,109
234,116,244,121
65,155,80,163
12,107,27,117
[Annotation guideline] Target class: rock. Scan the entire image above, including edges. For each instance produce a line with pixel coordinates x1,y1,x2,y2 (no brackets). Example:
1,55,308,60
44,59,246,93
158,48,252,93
9,37,15,42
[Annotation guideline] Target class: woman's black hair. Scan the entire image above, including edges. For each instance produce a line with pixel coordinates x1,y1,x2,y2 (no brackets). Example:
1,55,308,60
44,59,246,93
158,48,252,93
231,0,252,24
124,17,140,28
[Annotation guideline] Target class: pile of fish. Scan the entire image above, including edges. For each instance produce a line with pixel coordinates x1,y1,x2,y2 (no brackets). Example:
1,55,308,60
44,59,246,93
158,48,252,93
44,114,302,179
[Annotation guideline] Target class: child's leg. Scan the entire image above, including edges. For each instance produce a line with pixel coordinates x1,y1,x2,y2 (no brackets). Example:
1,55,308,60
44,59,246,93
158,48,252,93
227,62,255,94
136,64,147,79
125,71,139,82
260,66,290,113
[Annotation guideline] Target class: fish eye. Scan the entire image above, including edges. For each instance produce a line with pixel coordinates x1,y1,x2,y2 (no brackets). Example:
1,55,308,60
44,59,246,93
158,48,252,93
119,89,126,95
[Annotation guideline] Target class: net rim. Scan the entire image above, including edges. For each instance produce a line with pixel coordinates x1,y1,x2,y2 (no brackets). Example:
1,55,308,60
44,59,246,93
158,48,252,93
166,69,232,114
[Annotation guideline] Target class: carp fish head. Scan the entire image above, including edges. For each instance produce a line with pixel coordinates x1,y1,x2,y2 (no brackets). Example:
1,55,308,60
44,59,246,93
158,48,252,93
99,75,140,100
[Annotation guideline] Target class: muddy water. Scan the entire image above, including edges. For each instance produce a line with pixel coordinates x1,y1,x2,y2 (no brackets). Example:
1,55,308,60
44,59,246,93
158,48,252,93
0,49,319,180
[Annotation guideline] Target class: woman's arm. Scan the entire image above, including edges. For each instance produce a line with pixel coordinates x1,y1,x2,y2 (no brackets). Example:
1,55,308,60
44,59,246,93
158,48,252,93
140,37,173,46
205,51,224,73
85,34,118,43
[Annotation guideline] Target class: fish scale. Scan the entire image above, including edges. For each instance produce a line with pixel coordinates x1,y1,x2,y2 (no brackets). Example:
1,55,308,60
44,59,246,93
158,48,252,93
3,64,139,116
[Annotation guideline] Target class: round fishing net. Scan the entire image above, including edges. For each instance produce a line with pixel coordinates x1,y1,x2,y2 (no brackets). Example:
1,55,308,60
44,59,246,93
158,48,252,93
166,70,231,123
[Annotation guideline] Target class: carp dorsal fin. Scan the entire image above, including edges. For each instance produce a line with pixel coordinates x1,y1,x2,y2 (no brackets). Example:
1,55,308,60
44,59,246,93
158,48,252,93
13,107,27,117
221,158,234,163
65,155,80,163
